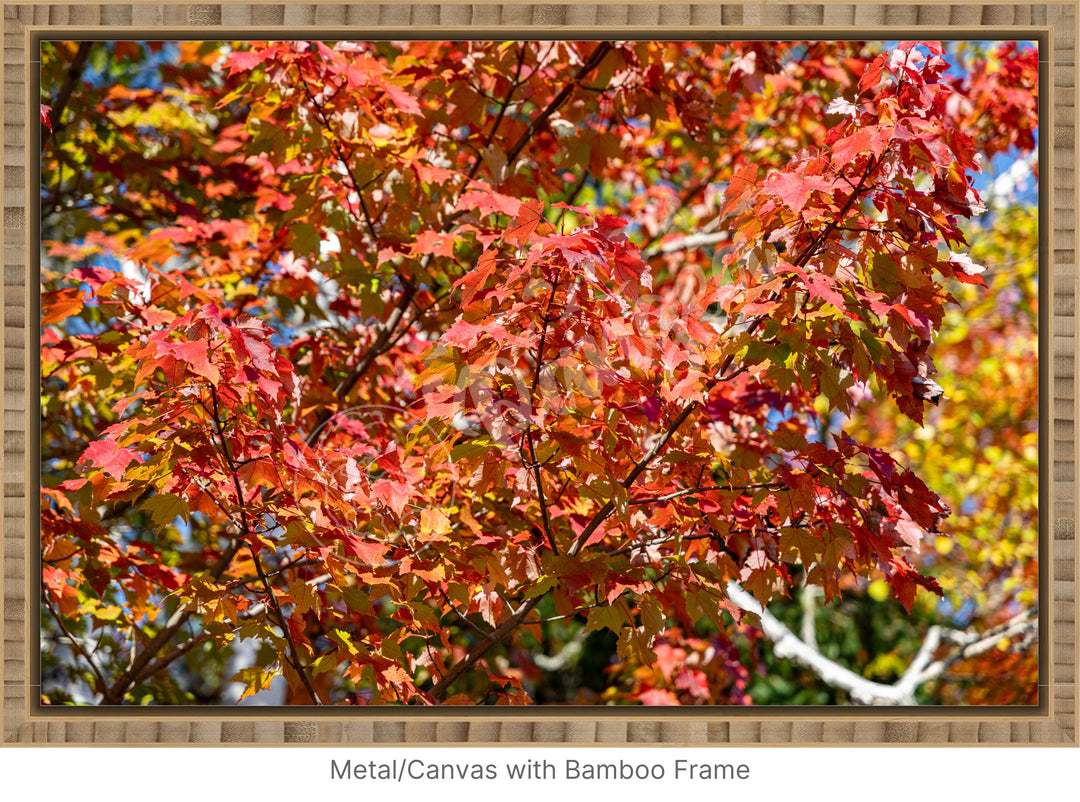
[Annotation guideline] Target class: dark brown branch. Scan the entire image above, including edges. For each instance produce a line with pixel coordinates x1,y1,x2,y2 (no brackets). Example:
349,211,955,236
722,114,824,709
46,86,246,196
224,556,316,593
397,528,496,642
246,546,323,704
206,385,324,705
295,68,383,244
504,42,614,167
127,568,340,693
43,41,92,147
628,482,785,505
525,280,559,554
479,44,528,153
428,595,545,700
304,281,417,447
565,394,708,559
525,432,556,555
101,540,240,704
125,631,213,690
605,524,793,558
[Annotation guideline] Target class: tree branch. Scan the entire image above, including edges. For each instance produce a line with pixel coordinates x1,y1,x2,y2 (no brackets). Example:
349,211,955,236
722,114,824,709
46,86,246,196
566,392,706,558
42,41,92,148
800,584,821,651
641,230,729,260
912,610,1039,687
102,540,240,704
726,580,921,705
42,591,108,697
479,43,528,154
604,523,791,558
206,385,324,705
637,165,724,254
524,281,559,554
504,42,614,167
428,595,545,700
303,281,417,447
726,581,1039,705
125,631,214,691
628,482,785,505
246,547,324,704
532,626,589,672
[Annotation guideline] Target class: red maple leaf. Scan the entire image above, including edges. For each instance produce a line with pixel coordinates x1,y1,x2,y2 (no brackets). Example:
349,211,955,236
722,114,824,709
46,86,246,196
227,47,269,77
169,338,220,383
504,198,547,245
767,173,833,215
344,535,387,565
79,439,139,479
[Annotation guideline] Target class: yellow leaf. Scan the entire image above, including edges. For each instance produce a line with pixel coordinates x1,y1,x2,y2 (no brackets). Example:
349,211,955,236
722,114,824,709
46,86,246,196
419,508,452,539
230,665,277,701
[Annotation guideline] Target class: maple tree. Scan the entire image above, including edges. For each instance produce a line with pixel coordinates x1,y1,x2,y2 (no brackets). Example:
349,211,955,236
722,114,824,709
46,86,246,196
40,39,1038,705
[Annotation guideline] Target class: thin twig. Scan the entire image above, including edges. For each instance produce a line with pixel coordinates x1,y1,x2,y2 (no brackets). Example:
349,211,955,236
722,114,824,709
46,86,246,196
480,43,528,152
398,528,495,642
913,610,1039,686
524,279,559,554
504,42,614,167
42,591,108,697
207,385,324,705
628,482,785,505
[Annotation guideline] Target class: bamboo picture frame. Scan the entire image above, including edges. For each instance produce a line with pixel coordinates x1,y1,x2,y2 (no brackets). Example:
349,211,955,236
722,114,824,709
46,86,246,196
2,1,1076,745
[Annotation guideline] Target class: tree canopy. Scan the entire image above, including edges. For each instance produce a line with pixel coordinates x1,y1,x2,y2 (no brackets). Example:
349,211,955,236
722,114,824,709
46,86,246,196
40,39,1038,705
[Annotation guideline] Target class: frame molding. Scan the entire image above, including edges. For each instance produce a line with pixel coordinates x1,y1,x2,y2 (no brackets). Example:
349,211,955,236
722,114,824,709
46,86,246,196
2,1,1076,746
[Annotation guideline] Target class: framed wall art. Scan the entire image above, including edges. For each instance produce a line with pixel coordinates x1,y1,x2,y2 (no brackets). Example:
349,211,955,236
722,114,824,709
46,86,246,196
3,1,1076,746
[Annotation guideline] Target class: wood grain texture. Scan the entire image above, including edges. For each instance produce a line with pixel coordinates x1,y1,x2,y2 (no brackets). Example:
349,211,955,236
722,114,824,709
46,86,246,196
2,1,1076,745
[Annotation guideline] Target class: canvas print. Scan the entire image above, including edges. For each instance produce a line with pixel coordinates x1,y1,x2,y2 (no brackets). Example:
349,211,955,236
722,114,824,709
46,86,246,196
39,40,1038,706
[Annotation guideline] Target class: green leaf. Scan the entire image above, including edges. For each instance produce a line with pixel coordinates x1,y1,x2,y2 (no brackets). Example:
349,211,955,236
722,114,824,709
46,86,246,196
639,595,666,640
140,492,189,528
288,221,319,256
309,652,340,678
582,604,625,635
522,574,558,599
616,625,656,665
819,365,853,408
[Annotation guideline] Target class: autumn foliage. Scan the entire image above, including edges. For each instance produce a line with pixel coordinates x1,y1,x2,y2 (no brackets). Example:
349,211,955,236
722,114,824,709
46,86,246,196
40,40,1038,705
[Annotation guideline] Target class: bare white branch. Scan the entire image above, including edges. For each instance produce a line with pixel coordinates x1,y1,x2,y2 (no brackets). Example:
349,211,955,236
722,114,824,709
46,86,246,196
642,230,729,259
725,581,1038,706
